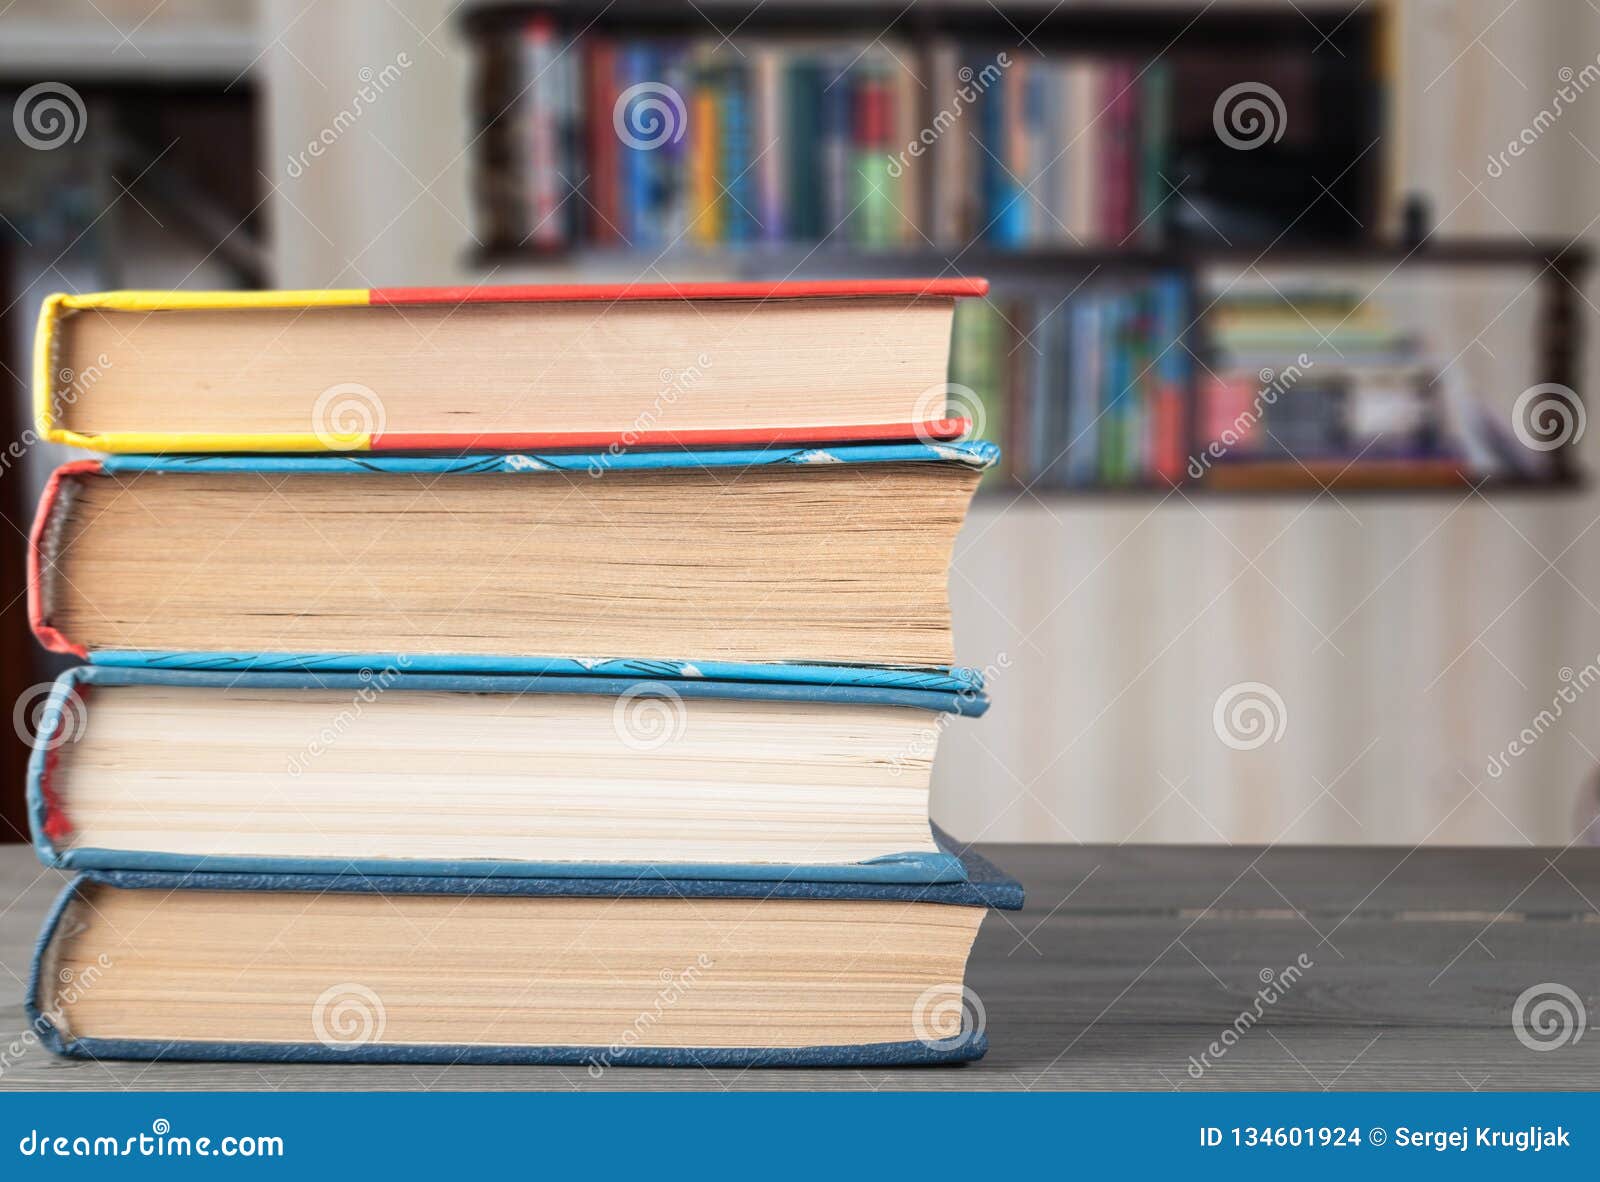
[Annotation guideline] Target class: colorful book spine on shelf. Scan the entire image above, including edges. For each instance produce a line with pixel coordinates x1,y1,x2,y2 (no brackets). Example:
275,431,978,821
485,34,1175,250
853,65,895,248
988,276,1192,489
948,300,1008,484
689,52,719,245
717,58,753,245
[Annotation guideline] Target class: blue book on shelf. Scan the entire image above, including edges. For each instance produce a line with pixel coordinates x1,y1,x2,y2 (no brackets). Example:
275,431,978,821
621,42,656,248
1065,297,1102,485
719,62,753,244
28,835,1021,1068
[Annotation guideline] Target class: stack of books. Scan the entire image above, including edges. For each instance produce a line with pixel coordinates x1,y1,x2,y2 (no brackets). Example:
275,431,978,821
23,278,1022,1069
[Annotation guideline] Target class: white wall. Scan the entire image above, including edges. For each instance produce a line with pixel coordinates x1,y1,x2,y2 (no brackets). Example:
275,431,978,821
259,0,1600,844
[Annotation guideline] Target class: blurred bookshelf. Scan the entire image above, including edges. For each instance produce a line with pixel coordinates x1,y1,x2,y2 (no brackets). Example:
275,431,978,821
459,0,1591,498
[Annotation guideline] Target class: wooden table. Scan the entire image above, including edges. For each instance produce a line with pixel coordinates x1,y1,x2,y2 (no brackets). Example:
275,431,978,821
3,843,1597,1090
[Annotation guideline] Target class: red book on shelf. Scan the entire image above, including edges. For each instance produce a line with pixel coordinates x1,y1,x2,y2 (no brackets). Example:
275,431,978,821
584,37,620,244
37,280,989,454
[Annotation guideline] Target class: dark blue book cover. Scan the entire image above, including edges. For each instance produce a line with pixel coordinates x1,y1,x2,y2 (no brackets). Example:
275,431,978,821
28,837,1020,1068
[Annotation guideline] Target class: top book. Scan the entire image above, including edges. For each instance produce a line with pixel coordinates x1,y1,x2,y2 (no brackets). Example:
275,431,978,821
35,279,987,453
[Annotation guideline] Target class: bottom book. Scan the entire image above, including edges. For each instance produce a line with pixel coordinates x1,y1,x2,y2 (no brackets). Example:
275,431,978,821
31,845,1022,1068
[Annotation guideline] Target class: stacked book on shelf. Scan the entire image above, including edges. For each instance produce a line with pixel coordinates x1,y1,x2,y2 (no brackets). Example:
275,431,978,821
1191,283,1467,490
24,278,1021,1067
943,276,1550,494
477,19,1174,251
951,275,1192,487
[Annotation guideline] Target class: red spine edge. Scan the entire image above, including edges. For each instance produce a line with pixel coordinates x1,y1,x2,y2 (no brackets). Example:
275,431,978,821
369,277,988,306
36,681,88,844
373,419,972,452
28,460,100,659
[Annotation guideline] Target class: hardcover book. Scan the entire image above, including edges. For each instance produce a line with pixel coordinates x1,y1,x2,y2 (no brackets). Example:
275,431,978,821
35,279,986,453
30,443,997,682
30,666,985,882
31,841,1022,1068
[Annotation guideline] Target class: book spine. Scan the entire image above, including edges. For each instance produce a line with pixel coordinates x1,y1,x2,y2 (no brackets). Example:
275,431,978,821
689,54,719,245
784,61,821,241
583,38,615,243
522,18,562,246
853,65,894,248
1139,62,1171,243
892,57,921,244
821,53,852,240
753,46,786,243
721,61,753,245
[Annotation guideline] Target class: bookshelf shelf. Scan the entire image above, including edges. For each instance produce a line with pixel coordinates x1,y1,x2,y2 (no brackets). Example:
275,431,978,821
458,1,1589,499
978,475,1587,502
473,238,1592,273
462,1,1369,41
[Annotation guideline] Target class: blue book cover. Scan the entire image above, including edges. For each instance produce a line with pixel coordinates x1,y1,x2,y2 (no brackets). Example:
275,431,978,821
29,664,988,884
28,838,1021,1068
620,42,654,248
41,442,999,692
719,60,752,244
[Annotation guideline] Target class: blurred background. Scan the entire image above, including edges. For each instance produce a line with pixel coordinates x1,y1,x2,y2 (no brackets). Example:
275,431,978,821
0,0,1596,847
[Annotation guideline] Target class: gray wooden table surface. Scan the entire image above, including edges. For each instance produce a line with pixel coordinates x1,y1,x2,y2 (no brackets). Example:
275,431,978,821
3,842,1597,1090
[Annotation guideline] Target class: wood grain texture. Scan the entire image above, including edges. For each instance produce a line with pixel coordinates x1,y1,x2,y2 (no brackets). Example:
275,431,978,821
4,843,1600,1091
